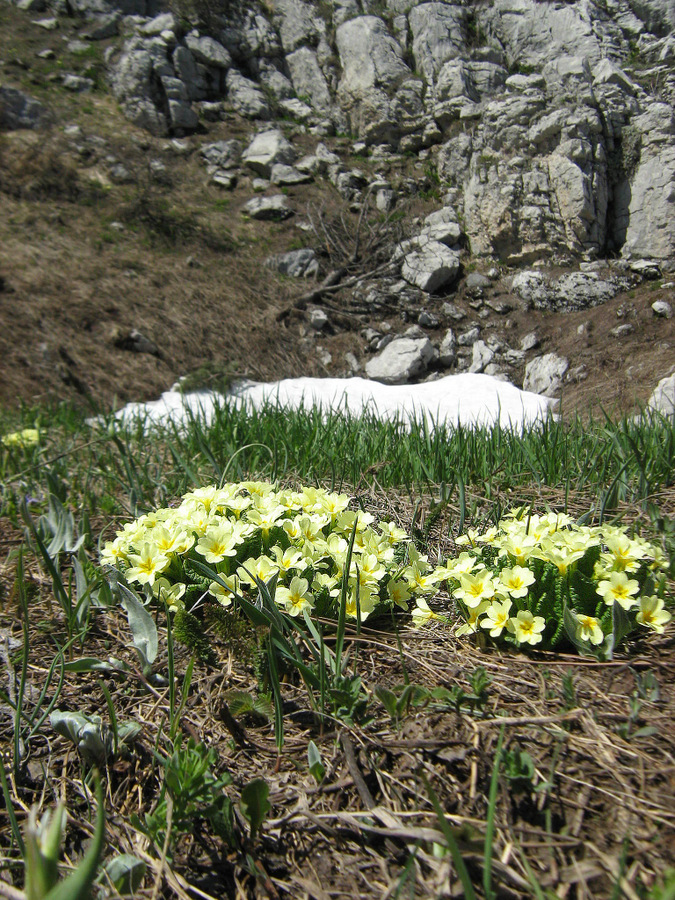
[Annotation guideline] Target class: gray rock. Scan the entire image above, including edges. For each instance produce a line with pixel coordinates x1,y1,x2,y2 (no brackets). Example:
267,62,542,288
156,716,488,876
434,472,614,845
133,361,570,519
267,248,318,277
185,33,232,69
33,17,58,29
441,302,465,321
309,308,329,331
109,38,167,135
523,353,569,397
418,310,440,328
419,220,462,247
335,16,411,142
226,69,271,120
652,300,673,318
458,326,480,346
469,340,494,374
0,86,48,130
277,98,314,121
520,332,540,352
611,323,634,337
438,329,457,366
401,241,460,293
243,195,294,221
465,273,492,294
286,47,332,114
365,337,436,385
62,74,94,92
408,3,466,85
82,13,119,40
243,129,296,177
200,140,242,170
647,373,675,418
270,164,313,186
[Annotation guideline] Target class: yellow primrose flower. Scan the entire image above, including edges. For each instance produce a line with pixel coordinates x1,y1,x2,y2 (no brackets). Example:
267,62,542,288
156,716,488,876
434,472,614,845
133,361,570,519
351,552,386,583
151,525,194,556
312,572,339,598
481,598,512,637
100,538,129,567
635,596,671,633
498,566,535,599
237,556,276,586
412,597,442,627
246,504,285,538
276,576,315,617
125,543,170,587
313,491,351,518
603,531,646,573
456,600,490,635
596,571,640,609
335,509,375,535
153,578,186,612
499,532,538,565
344,582,377,620
388,579,412,610
573,613,604,645
454,571,496,608
439,552,483,581
195,524,238,564
209,575,240,607
2,427,39,448
405,561,442,594
223,493,252,518
269,545,306,576
507,610,546,646
455,528,480,548
182,485,227,514
379,521,408,545
537,543,585,576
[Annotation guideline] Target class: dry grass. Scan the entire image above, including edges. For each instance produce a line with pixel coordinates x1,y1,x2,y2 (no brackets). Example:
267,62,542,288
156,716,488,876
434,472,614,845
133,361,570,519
1,488,674,900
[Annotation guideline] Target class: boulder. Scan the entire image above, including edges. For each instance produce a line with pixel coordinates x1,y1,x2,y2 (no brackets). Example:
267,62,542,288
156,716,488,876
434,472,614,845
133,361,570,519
200,140,242,171
335,16,411,142
226,69,271,120
646,373,675,418
243,130,296,176
401,241,460,293
266,248,318,277
109,37,167,135
469,340,494,374
365,337,436,384
408,3,466,85
184,33,232,69
523,353,569,397
438,329,457,367
270,164,313,185
286,47,332,113
0,86,49,130
243,195,294,220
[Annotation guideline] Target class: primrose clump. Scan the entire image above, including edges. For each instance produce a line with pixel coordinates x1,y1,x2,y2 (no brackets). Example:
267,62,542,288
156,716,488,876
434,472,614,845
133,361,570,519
101,480,445,622
415,509,671,659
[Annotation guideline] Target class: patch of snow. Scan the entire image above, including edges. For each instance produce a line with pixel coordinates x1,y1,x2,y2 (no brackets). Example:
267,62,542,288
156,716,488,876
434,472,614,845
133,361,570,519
107,374,555,432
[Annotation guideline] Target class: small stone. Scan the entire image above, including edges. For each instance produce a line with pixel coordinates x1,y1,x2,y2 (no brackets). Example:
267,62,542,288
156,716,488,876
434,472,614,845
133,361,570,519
441,302,465,321
520,332,540,352
309,308,329,331
652,300,673,318
469,340,494,374
418,310,439,328
611,324,634,337
457,326,480,346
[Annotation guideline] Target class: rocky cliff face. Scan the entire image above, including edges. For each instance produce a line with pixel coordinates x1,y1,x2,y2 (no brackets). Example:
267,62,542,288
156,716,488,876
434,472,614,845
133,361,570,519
78,0,675,266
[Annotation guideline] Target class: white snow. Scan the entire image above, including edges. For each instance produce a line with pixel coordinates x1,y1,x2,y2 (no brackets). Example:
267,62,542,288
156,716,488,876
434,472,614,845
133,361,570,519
109,373,555,432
